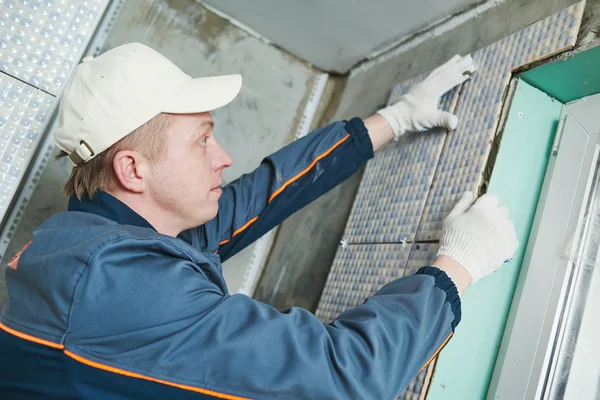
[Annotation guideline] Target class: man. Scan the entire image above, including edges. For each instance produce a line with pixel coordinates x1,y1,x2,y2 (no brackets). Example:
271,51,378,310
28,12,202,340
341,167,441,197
0,43,517,399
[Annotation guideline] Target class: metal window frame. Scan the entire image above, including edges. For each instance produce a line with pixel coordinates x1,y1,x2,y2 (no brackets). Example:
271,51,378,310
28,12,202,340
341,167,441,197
488,93,600,399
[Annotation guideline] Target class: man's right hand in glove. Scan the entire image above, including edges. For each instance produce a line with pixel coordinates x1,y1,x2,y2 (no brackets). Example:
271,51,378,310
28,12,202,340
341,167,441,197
431,192,519,296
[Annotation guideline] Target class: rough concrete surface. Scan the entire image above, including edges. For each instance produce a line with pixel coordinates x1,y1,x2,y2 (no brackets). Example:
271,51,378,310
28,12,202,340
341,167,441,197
579,0,600,49
202,0,481,73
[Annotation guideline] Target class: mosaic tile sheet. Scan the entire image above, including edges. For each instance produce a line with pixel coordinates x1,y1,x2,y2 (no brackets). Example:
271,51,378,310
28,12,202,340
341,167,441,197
342,77,460,244
400,365,433,400
405,242,440,277
315,243,411,323
0,0,109,95
415,1,584,240
0,71,55,221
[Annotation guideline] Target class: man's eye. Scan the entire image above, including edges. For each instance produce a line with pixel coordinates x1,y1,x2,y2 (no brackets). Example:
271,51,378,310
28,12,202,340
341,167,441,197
199,136,209,145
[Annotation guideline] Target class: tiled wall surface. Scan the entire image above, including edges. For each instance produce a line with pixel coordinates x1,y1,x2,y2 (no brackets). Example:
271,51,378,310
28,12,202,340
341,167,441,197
316,2,585,398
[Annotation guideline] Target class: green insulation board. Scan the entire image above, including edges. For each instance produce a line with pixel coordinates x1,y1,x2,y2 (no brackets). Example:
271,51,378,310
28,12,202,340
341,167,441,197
520,45,600,103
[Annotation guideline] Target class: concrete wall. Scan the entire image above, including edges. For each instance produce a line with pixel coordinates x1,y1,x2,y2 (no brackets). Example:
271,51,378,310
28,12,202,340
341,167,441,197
202,0,482,73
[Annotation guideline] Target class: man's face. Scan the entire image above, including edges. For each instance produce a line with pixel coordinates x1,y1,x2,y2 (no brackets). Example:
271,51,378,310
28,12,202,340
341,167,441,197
147,112,232,231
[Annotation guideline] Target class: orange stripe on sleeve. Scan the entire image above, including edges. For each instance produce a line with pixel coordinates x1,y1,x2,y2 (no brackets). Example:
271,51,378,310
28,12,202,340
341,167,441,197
218,134,351,247
421,332,453,371
218,216,259,246
232,216,258,237
8,240,32,270
268,134,350,203
0,322,64,349
64,350,251,400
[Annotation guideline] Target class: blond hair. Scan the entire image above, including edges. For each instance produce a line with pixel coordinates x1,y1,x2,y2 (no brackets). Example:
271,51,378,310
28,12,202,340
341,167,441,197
57,113,173,200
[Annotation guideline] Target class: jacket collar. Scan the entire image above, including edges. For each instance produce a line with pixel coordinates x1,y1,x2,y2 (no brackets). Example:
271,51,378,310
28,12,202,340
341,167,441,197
68,191,156,231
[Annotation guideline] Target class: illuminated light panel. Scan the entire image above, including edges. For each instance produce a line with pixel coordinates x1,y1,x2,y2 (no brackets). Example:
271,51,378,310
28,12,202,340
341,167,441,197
0,0,109,95
0,72,55,220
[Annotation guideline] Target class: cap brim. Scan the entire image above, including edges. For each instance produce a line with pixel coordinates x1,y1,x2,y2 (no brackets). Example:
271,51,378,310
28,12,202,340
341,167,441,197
162,74,242,114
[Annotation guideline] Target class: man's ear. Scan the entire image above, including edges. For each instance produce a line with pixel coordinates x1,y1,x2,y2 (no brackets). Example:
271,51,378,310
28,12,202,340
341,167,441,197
112,150,147,193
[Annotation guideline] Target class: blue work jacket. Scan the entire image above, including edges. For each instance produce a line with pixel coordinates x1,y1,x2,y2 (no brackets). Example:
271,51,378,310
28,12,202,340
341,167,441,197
0,118,461,399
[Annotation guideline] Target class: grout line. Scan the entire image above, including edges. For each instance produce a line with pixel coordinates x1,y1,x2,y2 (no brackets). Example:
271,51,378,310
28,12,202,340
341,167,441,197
341,240,440,246
410,82,468,242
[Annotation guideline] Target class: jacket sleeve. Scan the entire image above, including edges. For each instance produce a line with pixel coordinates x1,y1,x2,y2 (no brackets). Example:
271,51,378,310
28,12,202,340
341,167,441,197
179,118,373,261
65,239,461,400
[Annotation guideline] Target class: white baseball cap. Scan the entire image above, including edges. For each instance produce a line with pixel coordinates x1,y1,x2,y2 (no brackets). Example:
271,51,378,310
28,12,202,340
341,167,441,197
53,42,242,165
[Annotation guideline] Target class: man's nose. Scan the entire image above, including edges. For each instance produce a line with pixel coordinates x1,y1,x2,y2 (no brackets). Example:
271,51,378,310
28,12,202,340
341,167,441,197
216,143,233,170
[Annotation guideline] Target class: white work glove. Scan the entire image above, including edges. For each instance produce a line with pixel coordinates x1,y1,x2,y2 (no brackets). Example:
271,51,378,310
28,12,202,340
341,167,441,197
436,192,519,284
377,54,475,139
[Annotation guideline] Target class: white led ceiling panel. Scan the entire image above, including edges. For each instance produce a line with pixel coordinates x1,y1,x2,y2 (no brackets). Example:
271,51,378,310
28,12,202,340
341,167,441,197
0,71,55,220
0,0,109,95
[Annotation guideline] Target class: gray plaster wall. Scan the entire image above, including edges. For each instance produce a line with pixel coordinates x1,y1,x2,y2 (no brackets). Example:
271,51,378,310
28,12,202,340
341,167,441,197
202,0,482,73
0,0,316,306
254,0,595,311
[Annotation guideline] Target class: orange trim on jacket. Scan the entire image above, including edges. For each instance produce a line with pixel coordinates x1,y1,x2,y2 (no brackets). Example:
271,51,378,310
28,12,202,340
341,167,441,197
218,134,351,247
0,322,251,400
421,332,453,371
8,240,32,270
64,350,251,400
0,322,64,349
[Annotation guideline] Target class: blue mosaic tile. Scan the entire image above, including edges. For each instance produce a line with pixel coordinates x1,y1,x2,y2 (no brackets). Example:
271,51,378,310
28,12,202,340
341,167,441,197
405,242,440,277
342,76,461,244
415,1,584,240
315,244,411,323
342,2,583,244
